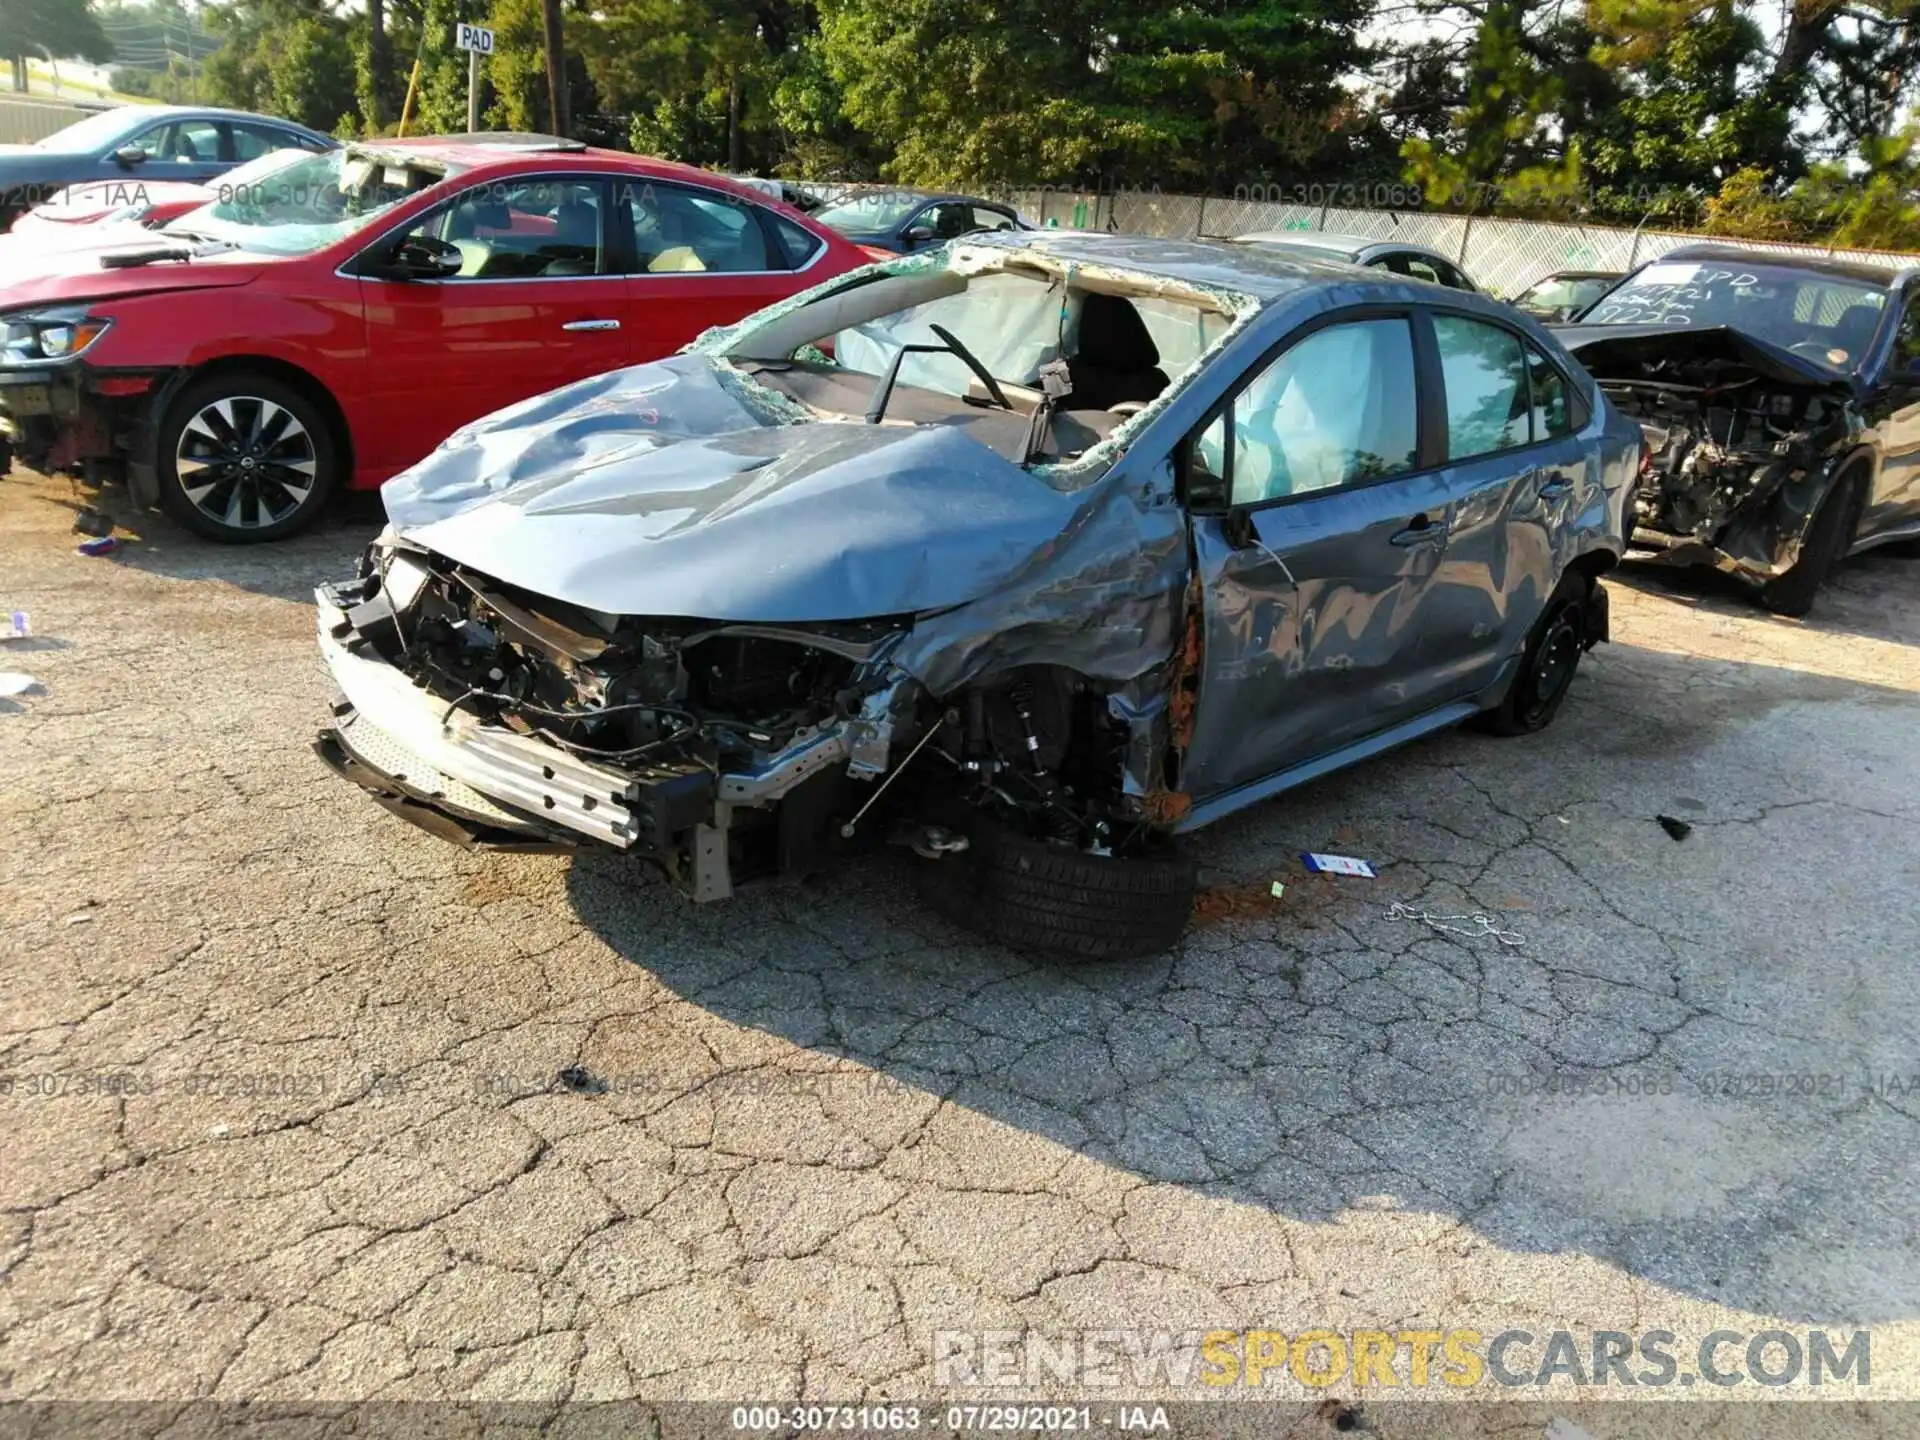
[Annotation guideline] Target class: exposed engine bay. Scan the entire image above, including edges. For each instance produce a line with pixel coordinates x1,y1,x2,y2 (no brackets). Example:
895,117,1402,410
1561,325,1859,581
318,540,1152,900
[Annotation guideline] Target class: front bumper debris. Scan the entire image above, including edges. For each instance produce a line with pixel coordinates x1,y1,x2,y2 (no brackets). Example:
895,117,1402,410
315,581,876,901
316,585,641,848
313,727,579,852
0,365,158,492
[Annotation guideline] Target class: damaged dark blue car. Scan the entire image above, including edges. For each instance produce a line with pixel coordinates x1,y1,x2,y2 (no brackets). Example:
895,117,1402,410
315,232,1638,959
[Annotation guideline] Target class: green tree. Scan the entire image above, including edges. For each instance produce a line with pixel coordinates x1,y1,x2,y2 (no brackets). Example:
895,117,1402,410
812,0,1369,189
201,0,356,131
3,0,112,92
1399,0,1583,213
479,0,549,131
1573,0,1792,223
578,0,800,167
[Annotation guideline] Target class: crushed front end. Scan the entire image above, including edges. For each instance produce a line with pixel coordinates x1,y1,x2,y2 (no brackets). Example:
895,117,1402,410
0,307,167,496
1561,326,1860,582
315,540,912,899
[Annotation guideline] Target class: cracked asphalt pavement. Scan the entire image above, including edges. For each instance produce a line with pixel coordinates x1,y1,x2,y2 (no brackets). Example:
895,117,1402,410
2,468,1917,1434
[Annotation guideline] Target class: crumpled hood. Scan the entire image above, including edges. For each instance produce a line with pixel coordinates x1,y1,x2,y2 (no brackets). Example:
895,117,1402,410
385,354,1090,622
1556,322,1863,399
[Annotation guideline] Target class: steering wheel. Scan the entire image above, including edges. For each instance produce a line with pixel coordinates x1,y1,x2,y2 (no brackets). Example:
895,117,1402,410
1788,340,1845,364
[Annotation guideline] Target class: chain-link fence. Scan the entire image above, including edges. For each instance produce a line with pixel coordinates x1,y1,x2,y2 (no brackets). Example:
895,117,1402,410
995,187,1915,296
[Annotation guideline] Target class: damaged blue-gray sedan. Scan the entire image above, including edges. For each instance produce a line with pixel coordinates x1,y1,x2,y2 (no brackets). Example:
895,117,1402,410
314,233,1639,959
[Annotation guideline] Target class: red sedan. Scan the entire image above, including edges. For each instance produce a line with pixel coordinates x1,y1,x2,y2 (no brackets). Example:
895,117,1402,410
0,135,870,542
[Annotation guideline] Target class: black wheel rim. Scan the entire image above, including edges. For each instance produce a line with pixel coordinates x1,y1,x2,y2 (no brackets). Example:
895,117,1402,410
175,396,317,530
1522,612,1580,724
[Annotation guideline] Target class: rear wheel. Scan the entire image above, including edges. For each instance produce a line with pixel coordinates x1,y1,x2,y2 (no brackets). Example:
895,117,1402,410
1759,468,1864,618
1475,574,1591,737
914,810,1197,962
157,373,341,543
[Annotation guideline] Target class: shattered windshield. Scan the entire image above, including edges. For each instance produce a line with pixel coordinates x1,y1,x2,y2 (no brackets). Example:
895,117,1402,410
164,148,451,257
1582,260,1890,372
713,249,1248,473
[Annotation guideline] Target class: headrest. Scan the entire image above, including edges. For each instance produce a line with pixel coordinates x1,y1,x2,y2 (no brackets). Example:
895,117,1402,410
1077,293,1161,372
553,201,597,247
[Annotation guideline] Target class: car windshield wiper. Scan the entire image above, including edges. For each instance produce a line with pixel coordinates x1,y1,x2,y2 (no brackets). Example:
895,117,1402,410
102,236,237,269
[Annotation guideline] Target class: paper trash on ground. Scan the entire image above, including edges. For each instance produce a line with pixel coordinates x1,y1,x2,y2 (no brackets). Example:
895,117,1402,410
1302,853,1377,878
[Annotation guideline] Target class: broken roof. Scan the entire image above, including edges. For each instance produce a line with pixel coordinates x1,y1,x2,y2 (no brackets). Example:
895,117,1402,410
954,230,1412,305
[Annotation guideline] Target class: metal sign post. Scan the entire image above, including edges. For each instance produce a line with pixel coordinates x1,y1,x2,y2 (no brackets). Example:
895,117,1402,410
455,24,495,133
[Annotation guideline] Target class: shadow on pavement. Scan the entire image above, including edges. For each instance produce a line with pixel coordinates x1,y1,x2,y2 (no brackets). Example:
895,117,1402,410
564,638,1920,1327
6,470,384,605
1617,547,1920,651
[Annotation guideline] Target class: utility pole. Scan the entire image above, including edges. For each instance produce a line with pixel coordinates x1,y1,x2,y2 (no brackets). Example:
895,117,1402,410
540,0,567,137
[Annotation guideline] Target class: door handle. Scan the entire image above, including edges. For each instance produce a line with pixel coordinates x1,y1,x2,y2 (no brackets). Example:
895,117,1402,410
1538,473,1573,498
562,319,621,332
1389,513,1445,547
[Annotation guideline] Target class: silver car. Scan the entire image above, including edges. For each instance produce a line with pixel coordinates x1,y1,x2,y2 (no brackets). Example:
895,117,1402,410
314,233,1637,959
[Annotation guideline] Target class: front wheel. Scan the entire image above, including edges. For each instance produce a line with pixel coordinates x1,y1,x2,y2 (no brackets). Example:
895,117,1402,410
914,811,1197,962
1759,468,1864,618
157,373,341,543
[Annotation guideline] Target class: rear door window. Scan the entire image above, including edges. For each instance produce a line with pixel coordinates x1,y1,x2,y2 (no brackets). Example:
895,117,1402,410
1525,343,1575,439
768,213,824,270
627,184,773,272
1434,314,1530,458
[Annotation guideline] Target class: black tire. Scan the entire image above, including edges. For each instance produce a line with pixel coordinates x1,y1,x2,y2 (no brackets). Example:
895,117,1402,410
157,372,342,543
1759,468,1864,618
914,811,1197,962
1475,574,1590,737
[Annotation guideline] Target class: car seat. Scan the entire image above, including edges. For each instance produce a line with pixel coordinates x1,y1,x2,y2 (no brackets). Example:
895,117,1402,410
1064,293,1171,411
643,199,707,272
544,200,600,275
445,199,511,277
1828,303,1883,364
932,205,973,241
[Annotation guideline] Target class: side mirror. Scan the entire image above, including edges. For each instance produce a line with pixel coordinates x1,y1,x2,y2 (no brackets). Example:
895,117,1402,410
111,146,149,169
381,235,464,281
901,225,935,248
